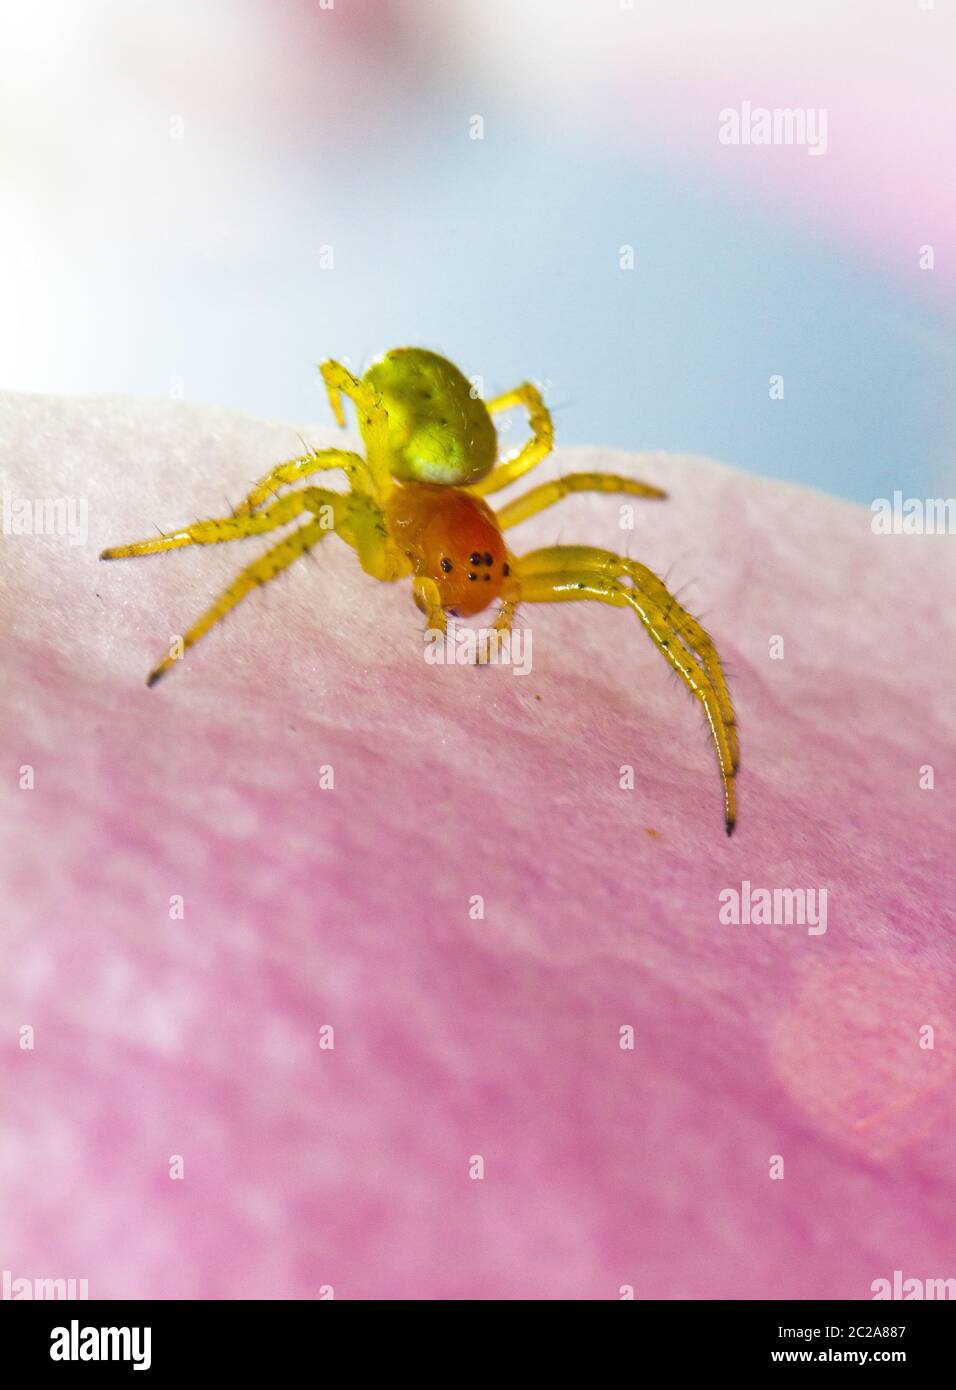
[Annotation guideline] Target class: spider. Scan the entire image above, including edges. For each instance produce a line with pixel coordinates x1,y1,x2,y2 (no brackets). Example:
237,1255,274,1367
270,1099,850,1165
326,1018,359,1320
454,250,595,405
101,348,739,833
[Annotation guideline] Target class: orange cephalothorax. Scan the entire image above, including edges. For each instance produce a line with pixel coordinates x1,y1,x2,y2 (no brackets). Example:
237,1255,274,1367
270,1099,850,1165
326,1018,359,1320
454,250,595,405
385,482,508,616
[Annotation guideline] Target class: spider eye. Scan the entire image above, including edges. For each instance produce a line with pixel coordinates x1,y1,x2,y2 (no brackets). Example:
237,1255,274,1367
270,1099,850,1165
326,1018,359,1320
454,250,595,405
440,557,452,573
482,552,493,566
468,551,481,564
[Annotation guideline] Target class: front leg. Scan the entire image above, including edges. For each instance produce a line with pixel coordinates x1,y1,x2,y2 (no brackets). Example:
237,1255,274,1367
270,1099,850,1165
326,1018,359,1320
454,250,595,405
518,544,738,771
474,572,522,664
509,554,738,835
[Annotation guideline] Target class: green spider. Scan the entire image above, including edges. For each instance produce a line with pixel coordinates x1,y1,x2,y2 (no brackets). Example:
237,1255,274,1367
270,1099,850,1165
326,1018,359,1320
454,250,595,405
101,347,739,832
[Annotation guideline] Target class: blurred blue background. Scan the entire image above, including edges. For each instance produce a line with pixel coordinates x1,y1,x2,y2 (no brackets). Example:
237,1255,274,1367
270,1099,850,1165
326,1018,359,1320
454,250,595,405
2,0,954,503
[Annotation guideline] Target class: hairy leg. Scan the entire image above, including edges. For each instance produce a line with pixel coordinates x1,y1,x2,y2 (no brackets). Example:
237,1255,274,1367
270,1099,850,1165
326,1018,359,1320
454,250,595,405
493,471,666,530
468,382,554,497
235,447,375,514
516,544,738,770
510,561,738,833
99,491,330,560
144,490,345,686
319,358,393,502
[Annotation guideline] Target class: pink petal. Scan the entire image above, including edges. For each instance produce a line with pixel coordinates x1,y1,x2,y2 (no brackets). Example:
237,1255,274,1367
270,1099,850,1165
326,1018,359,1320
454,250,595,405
2,392,954,1299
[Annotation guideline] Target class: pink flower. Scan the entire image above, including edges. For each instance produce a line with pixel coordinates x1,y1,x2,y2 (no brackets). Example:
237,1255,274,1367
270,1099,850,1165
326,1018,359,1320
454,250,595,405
2,393,954,1298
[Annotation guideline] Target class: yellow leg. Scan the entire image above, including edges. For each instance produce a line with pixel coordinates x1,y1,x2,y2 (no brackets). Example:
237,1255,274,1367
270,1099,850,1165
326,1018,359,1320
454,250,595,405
474,575,522,664
235,447,374,514
99,491,327,560
319,358,393,501
492,591,520,637
517,544,738,771
493,472,666,530
145,492,343,686
512,560,738,835
468,382,554,497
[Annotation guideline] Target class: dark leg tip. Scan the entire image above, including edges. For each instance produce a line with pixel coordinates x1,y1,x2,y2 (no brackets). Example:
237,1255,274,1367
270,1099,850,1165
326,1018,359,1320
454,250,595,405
725,819,736,837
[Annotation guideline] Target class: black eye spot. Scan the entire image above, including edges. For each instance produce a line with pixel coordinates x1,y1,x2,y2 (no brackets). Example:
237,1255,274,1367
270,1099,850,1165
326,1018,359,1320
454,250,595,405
468,572,477,582
482,552,493,566
440,557,452,573
484,574,491,581
502,563,510,577
469,552,481,565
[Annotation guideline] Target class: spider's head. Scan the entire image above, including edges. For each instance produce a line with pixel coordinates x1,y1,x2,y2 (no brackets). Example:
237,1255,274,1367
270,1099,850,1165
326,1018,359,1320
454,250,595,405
424,489,509,617
390,483,509,617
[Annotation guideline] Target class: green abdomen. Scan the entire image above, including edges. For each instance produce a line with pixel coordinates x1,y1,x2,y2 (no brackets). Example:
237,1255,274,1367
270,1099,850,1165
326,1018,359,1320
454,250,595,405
363,347,497,487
